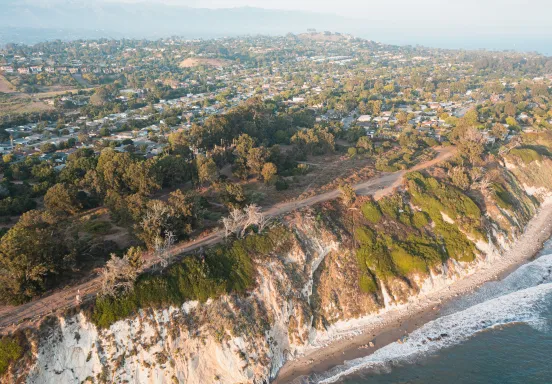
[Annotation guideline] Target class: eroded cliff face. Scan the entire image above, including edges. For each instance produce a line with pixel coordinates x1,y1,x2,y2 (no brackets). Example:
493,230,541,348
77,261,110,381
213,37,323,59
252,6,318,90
10,157,552,384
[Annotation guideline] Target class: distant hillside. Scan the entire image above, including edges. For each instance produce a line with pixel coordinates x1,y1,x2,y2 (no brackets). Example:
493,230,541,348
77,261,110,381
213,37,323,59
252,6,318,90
0,2,358,45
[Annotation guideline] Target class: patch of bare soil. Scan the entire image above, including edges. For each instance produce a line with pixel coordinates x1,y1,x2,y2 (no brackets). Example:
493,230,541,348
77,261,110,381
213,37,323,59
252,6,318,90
0,75,15,93
179,57,232,68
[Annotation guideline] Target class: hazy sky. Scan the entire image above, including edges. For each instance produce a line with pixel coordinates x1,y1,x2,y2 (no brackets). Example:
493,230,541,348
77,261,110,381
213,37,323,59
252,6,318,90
16,0,552,52
99,0,550,30
24,0,552,35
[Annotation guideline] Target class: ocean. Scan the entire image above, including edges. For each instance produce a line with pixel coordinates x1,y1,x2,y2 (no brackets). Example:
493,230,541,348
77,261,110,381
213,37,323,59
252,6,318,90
308,238,552,384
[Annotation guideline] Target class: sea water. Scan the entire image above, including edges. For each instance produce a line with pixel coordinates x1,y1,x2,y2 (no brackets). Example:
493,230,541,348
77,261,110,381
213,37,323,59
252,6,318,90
309,239,552,384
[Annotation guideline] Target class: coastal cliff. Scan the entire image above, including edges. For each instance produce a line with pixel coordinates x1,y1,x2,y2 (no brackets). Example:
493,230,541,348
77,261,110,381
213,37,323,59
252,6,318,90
4,152,552,384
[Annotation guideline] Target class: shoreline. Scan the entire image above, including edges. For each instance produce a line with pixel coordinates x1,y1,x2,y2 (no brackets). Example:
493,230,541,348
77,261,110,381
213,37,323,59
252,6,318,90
273,199,552,384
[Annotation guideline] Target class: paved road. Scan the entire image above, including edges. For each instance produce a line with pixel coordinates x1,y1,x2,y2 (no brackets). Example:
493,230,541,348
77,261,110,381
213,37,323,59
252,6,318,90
0,147,455,332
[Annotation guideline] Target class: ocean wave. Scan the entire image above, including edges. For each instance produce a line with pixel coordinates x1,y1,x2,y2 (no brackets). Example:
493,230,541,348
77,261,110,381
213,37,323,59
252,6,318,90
316,279,552,384
443,252,552,315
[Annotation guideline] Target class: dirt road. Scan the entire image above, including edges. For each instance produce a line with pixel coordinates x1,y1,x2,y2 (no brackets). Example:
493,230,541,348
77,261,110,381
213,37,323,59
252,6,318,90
0,147,455,332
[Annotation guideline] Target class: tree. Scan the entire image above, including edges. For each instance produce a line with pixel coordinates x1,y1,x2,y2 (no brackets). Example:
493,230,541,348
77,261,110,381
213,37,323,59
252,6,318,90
221,204,269,238
90,87,110,106
2,154,13,164
462,109,479,127
448,167,470,190
504,102,516,117
100,253,140,296
167,131,192,156
89,148,159,196
218,182,247,210
506,116,519,129
247,146,268,178
168,189,202,235
457,127,486,164
356,136,374,153
235,134,255,158
155,155,192,187
291,127,335,155
139,200,173,249
339,183,356,206
232,158,249,180
40,142,57,153
196,155,219,185
369,100,382,115
397,111,408,125
0,210,72,304
491,123,508,140
153,230,176,269
125,246,144,270
44,183,82,216
261,162,278,184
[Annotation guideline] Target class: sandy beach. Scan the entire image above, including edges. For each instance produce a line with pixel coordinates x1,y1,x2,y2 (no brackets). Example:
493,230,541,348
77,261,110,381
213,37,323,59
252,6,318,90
274,199,552,384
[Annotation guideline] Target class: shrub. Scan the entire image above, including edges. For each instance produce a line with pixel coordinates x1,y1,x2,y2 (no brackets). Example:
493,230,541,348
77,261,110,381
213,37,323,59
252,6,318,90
356,239,395,279
361,201,382,223
0,336,23,375
404,234,444,265
82,220,112,235
412,211,430,228
275,178,289,191
390,247,427,275
492,183,516,211
355,227,375,247
359,271,377,293
91,227,289,328
378,195,401,219
398,212,412,226
509,148,542,164
407,172,482,236
435,221,476,262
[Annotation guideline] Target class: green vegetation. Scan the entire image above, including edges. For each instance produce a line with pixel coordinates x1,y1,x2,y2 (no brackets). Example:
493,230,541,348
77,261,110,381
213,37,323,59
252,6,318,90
358,270,378,293
412,211,430,228
91,226,291,328
361,200,382,223
390,246,427,275
407,172,482,238
2,32,552,324
82,220,112,235
0,210,75,304
492,183,517,211
352,172,486,288
509,148,543,164
0,336,23,375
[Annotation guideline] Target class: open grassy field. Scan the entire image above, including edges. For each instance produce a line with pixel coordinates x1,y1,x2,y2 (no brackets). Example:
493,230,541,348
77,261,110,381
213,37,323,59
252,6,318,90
0,93,54,117
0,76,15,94
179,57,232,68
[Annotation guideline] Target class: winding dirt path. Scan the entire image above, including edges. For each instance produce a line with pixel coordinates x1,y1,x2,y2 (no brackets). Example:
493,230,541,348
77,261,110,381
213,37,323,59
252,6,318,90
0,147,455,333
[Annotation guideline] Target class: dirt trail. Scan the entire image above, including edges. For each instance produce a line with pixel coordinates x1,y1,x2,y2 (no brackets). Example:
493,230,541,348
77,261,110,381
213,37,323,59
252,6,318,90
0,147,455,332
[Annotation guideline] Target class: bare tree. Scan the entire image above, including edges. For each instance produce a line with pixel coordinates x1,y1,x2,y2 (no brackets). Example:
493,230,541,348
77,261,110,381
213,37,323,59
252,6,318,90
221,204,270,239
154,230,177,269
140,200,175,249
100,253,140,297
477,172,494,198
222,208,247,238
244,204,270,235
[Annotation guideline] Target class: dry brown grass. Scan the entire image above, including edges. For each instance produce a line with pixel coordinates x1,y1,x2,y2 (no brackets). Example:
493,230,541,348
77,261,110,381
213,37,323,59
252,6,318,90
0,97,54,116
34,87,94,99
179,57,232,68
245,153,378,205
298,33,349,42
0,75,15,93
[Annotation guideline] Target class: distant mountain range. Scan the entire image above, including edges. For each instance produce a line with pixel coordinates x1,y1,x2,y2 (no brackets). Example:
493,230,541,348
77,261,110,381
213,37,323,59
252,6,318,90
0,2,359,45
1,1,550,54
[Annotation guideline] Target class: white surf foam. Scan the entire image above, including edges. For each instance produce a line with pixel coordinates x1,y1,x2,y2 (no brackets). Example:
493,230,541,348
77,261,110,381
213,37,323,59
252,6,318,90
316,258,552,384
443,252,552,315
